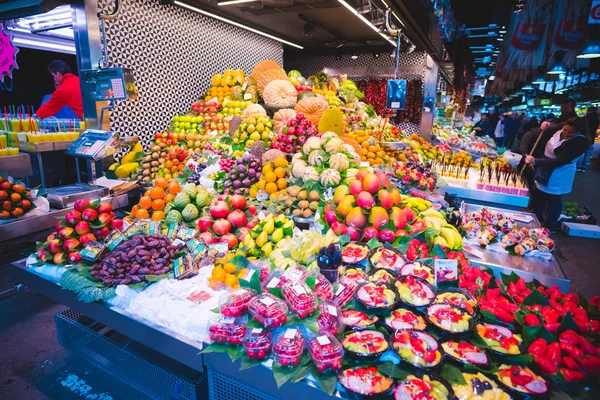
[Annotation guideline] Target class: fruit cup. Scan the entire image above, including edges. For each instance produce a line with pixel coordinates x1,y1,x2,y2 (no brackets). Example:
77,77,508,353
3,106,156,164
243,327,272,360
308,332,344,372
282,282,317,319
309,272,334,300
219,288,257,318
248,293,289,328
272,327,304,366
332,278,358,308
317,300,344,335
207,314,247,345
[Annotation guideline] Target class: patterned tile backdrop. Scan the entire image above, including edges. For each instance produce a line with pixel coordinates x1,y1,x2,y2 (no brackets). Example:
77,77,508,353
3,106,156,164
286,52,427,133
97,0,283,150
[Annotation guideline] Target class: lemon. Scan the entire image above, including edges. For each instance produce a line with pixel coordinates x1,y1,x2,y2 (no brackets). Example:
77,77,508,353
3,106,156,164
250,132,261,141
256,122,265,133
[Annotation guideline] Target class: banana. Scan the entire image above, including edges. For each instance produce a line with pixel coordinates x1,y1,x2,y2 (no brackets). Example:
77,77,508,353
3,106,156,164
421,208,446,221
424,216,443,231
433,236,448,247
439,226,457,249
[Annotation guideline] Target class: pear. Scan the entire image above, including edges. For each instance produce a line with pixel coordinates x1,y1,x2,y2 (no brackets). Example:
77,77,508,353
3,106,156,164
256,231,269,247
263,219,275,234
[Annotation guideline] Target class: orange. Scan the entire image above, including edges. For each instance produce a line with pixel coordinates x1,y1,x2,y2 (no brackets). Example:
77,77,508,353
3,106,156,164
151,210,165,221
249,187,258,198
144,190,151,197
256,180,266,190
154,177,168,189
212,266,225,282
131,205,140,215
168,182,181,194
274,167,285,179
264,172,277,183
361,140,370,148
368,146,377,153
10,193,21,203
265,182,278,194
164,174,172,180
152,199,165,210
12,184,25,193
273,158,287,168
164,194,175,203
11,207,23,217
139,196,152,209
135,208,150,219
223,263,236,274
276,178,287,190
224,274,238,287
165,160,173,168
149,187,165,199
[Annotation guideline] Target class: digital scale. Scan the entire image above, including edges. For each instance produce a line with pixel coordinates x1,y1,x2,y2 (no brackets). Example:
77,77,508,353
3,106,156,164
80,68,138,101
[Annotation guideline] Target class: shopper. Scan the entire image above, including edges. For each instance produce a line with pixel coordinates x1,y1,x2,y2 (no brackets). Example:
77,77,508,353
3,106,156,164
36,60,83,120
525,116,540,131
524,117,589,232
493,114,505,147
473,113,491,137
503,112,519,149
554,99,578,123
489,109,499,133
577,107,600,171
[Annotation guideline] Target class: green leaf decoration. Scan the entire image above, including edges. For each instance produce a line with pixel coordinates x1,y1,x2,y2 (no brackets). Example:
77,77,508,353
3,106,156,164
522,289,550,307
290,364,311,383
302,314,321,334
200,343,230,354
305,275,316,291
145,272,173,282
268,287,283,299
431,244,446,258
239,356,263,371
210,307,220,314
481,310,502,325
440,363,467,385
309,366,338,396
505,354,534,366
366,237,383,250
378,362,413,380
240,265,262,294
500,271,521,286
227,346,244,362
272,361,298,388
557,312,579,335
338,234,351,246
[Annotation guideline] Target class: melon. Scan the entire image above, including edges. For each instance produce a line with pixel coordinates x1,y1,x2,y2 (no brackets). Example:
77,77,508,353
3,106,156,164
320,169,341,187
302,136,321,155
263,80,297,108
303,166,319,182
294,97,328,125
329,153,349,172
242,104,267,119
273,109,297,134
324,137,344,153
308,150,325,167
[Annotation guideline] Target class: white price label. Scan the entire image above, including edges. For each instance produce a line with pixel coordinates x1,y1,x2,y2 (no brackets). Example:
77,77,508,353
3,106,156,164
244,93,253,100
434,259,458,285
316,335,331,346
462,244,484,259
242,82,248,91
292,284,306,295
391,101,400,108
360,162,370,167
244,269,255,282
257,211,267,221
222,317,235,324
260,296,275,306
252,328,263,334
327,305,338,316
267,277,280,288
284,268,304,282
335,284,346,296
233,289,247,296
284,328,297,339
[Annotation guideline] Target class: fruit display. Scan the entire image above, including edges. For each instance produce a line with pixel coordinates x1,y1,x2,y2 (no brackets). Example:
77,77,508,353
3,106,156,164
220,98,254,117
341,243,369,266
207,69,255,103
311,272,333,300
269,229,338,270
394,374,452,400
367,268,395,285
132,178,182,220
355,282,397,310
425,303,473,334
308,332,344,372
231,114,274,148
391,330,443,368
395,276,436,307
107,142,143,179
340,267,367,284
269,112,319,154
262,264,309,290
219,288,257,318
394,160,437,192
208,314,247,344
494,365,548,396
272,328,304,366
317,300,344,335
244,214,294,259
250,156,290,199
442,341,489,366
344,129,390,166
243,328,272,360
248,293,288,328
290,132,359,189
281,282,317,319
332,278,358,307
338,366,394,397
370,247,407,272
340,310,379,330
217,153,262,196
398,262,435,286
385,308,427,331
0,176,35,220
268,185,321,218
475,323,522,355
341,329,389,361
452,372,509,400
434,290,477,317
89,234,176,286
36,199,123,266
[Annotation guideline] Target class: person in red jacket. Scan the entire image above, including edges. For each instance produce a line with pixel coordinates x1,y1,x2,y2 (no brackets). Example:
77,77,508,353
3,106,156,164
36,60,84,119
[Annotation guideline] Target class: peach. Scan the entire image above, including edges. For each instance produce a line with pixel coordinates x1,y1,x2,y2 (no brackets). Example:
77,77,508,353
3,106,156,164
390,207,407,230
378,190,393,210
333,185,350,205
368,207,389,230
349,179,363,196
346,207,367,229
356,168,370,181
390,188,403,207
356,191,375,211
337,195,356,218
363,173,382,194
402,206,416,222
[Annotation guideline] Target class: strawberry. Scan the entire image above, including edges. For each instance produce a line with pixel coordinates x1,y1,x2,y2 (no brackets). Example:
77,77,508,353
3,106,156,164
559,330,580,346
562,356,579,370
516,278,527,291
560,342,584,359
525,314,541,326
544,322,561,334
528,338,548,357
578,336,597,356
542,309,559,323
546,342,562,365
580,356,600,373
561,368,585,382
535,356,558,375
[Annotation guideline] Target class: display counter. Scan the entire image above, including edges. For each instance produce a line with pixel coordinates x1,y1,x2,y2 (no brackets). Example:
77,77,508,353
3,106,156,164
441,175,530,209
0,153,32,178
461,203,570,292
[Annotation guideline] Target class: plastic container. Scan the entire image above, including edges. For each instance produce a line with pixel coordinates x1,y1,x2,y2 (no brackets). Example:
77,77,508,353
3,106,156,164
384,308,427,331
393,372,455,400
355,282,398,311
219,288,257,318
243,327,272,360
493,364,549,398
369,246,407,273
434,288,478,317
248,293,288,328
308,332,344,372
317,300,344,335
395,275,436,308
441,340,489,367
425,303,474,334
338,366,395,399
261,265,308,290
475,323,523,356
391,329,443,369
282,282,317,319
341,329,389,361
207,314,248,345
332,278,358,308
272,327,304,366
341,242,370,268
340,309,379,331
367,268,396,285
310,272,334,300
398,262,435,286
341,266,368,284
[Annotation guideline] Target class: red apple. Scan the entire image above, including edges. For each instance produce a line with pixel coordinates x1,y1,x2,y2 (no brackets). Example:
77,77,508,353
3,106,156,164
213,219,232,236
378,229,395,243
37,248,49,262
210,201,229,219
200,231,218,244
324,204,338,225
73,199,91,213
362,227,379,241
330,220,346,235
67,251,82,263
65,210,82,226
227,209,247,228
110,219,123,230
55,220,63,231
82,208,99,222
79,233,97,246
409,220,427,234
97,203,113,214
94,226,110,239
248,204,257,215
59,227,75,240
219,233,239,249
53,252,65,265
197,216,213,232
229,195,247,210
98,213,113,225
75,221,91,235
48,239,62,254
402,206,416,222
342,226,360,241
63,238,81,252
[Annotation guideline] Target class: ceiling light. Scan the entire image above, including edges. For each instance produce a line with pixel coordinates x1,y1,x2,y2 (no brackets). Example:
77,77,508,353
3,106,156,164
547,61,566,75
351,52,358,60
522,84,534,90
217,0,257,5
372,53,380,59
499,30,507,34
577,40,600,59
12,37,75,54
356,0,371,15
497,37,504,41
337,0,396,46
370,8,385,26
174,1,303,49
488,76,495,81
532,75,546,84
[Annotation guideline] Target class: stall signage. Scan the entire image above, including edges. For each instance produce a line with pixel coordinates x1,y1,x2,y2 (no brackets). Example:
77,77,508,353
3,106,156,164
0,24,19,83
590,0,600,24
511,21,547,51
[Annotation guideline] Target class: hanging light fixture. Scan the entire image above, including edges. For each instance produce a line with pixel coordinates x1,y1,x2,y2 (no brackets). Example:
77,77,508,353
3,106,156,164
356,0,371,15
522,84,534,90
370,8,385,26
547,51,566,74
532,66,546,84
351,52,359,60
576,40,600,59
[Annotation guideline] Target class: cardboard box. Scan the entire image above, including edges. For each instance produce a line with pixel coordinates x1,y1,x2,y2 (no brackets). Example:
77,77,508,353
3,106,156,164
561,222,600,239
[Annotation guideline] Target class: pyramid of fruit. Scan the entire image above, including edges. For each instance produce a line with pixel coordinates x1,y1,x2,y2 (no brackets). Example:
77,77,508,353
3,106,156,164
242,214,294,258
290,132,360,189
132,178,182,220
269,112,319,154
268,185,321,219
215,153,262,196
163,182,213,226
232,114,274,148
249,157,290,199
206,69,258,103
0,176,35,219
270,229,339,269
36,199,123,265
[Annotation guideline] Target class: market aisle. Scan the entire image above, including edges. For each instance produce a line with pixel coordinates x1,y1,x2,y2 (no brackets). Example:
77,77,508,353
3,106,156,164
0,290,150,400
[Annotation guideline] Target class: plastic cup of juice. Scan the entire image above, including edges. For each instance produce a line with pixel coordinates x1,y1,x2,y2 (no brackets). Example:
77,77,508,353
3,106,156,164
0,149,8,157
0,136,6,148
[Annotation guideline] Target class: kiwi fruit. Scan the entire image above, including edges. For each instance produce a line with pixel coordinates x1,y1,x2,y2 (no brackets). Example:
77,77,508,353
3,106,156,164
302,209,313,218
297,190,307,200
298,200,309,210
309,201,319,211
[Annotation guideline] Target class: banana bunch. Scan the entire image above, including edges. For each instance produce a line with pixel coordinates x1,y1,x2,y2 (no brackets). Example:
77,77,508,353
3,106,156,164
403,195,432,212
270,230,338,270
243,214,294,258
420,208,462,250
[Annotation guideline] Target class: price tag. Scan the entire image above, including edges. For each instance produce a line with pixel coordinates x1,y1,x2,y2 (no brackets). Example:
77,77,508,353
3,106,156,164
233,289,247,296
292,284,306,295
242,82,248,91
29,189,39,198
284,328,297,339
391,101,400,108
222,317,236,324
260,296,275,306
284,268,304,282
360,162,370,167
267,277,280,288
316,335,331,345
506,213,533,223
244,93,253,100
243,269,255,282
323,188,334,201
462,244,484,259
335,284,346,296
434,259,458,285
252,328,263,334
257,211,267,221
327,305,338,316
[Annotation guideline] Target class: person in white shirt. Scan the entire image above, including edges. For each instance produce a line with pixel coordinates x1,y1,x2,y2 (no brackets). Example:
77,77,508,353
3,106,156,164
493,114,505,148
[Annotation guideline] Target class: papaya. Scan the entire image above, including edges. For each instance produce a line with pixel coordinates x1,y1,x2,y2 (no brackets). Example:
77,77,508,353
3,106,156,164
115,162,139,178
